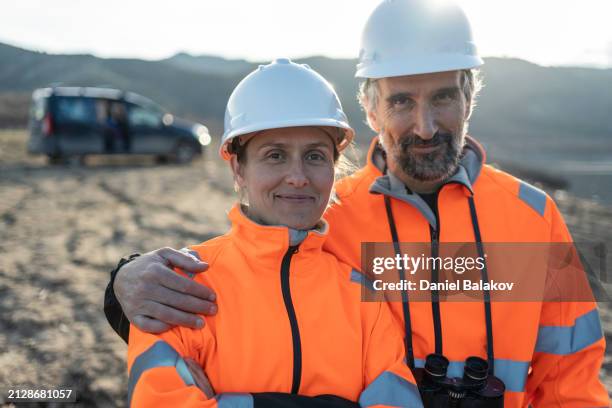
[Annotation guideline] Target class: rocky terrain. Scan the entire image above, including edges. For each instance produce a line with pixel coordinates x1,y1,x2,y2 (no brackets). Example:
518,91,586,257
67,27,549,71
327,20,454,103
1,129,610,406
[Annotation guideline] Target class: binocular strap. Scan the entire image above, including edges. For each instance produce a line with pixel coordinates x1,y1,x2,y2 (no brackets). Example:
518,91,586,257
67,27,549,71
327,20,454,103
382,194,495,376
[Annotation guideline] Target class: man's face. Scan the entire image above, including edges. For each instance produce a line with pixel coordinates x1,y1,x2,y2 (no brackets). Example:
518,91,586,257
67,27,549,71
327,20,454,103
367,70,469,185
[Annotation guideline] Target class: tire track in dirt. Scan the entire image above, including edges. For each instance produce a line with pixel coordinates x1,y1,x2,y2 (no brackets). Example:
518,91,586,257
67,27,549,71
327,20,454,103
0,180,39,234
97,178,216,224
97,179,218,243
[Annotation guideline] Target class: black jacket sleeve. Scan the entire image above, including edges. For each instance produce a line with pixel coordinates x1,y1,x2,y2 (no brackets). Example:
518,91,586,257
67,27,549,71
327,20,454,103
103,254,140,343
251,393,360,408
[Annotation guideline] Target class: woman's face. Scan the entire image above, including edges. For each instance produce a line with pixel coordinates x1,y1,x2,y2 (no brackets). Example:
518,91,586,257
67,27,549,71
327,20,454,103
231,126,336,230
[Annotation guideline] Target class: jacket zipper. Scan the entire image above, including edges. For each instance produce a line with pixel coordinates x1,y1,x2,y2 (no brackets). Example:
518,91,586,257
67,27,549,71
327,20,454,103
280,245,302,394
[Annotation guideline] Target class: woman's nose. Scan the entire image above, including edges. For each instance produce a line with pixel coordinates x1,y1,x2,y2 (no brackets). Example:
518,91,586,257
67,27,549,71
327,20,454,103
285,161,309,188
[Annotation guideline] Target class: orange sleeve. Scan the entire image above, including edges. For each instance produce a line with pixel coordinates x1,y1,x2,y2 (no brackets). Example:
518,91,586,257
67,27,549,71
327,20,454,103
526,200,609,407
127,323,253,407
127,324,216,407
359,300,424,407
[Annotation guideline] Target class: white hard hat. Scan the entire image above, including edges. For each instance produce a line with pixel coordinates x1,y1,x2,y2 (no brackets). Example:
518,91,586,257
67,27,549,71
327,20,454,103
220,58,355,160
356,0,483,79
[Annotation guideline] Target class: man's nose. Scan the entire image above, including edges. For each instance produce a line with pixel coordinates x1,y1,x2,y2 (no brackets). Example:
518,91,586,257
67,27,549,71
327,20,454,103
413,105,438,141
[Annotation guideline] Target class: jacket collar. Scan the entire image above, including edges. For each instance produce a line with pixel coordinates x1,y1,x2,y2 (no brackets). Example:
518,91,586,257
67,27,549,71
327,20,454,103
366,135,486,229
227,204,328,265
365,134,485,191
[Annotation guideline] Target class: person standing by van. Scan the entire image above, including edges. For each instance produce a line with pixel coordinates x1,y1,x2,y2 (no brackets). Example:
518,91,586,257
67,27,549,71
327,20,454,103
102,100,118,153
111,102,129,152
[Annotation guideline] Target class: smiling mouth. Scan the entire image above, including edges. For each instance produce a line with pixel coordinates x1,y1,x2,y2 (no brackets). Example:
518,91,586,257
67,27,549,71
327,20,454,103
405,142,443,154
274,194,315,203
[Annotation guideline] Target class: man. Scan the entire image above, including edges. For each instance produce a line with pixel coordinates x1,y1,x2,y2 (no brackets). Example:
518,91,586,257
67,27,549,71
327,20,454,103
105,0,608,406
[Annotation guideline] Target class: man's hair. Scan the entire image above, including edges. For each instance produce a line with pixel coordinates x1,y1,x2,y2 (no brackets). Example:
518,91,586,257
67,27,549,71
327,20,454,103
357,69,483,125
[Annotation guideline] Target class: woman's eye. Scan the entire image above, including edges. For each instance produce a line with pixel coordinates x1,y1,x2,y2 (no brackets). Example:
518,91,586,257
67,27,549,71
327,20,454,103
306,152,327,162
265,151,284,161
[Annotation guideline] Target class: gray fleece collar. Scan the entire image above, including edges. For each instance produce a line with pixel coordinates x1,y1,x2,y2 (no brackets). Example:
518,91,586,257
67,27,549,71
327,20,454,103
239,204,327,246
368,137,485,229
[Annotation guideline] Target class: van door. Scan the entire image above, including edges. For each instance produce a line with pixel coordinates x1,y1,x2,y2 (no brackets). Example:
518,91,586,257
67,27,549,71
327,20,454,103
53,97,105,154
127,104,172,154
27,93,50,154
101,100,129,153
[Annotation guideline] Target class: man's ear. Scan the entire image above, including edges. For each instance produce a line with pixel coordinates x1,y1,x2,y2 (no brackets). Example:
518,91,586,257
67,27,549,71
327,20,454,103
229,155,246,188
365,105,381,133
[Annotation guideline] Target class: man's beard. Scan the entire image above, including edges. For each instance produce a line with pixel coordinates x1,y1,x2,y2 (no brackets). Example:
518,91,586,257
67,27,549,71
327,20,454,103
392,131,464,182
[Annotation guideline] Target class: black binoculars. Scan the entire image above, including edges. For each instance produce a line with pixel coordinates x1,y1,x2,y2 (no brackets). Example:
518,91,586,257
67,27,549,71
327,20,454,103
414,354,505,408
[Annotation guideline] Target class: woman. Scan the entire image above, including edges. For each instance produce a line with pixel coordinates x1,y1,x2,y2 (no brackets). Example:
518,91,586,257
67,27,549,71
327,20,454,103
127,59,421,407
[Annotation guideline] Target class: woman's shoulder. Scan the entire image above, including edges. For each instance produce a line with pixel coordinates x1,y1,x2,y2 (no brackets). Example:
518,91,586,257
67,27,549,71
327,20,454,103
318,250,362,288
188,233,234,271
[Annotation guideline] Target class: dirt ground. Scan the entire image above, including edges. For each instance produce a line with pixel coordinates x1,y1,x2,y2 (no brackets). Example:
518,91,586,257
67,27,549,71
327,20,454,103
1,129,610,406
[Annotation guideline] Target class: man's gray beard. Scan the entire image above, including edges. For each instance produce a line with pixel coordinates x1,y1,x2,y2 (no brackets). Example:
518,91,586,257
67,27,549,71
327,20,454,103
394,133,464,183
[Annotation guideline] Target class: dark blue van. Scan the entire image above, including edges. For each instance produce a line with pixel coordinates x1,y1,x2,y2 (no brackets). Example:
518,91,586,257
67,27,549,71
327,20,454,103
27,87,211,164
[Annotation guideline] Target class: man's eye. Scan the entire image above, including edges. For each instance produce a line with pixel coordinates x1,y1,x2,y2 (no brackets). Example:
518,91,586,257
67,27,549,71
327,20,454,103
390,95,409,107
434,92,456,104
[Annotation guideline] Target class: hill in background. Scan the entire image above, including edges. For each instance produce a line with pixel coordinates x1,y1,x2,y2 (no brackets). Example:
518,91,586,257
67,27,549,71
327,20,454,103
1,42,611,202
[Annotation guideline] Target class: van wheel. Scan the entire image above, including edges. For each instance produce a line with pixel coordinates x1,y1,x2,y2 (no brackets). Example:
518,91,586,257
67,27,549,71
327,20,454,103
67,155,86,166
48,154,64,165
155,155,169,164
174,143,196,164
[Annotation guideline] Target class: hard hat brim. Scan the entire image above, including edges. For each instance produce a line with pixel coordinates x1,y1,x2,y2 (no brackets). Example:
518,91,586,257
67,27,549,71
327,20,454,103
355,54,484,79
219,118,355,160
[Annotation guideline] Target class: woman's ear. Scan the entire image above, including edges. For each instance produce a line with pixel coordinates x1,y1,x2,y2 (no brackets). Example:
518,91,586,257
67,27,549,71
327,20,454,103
229,155,246,188
464,98,473,121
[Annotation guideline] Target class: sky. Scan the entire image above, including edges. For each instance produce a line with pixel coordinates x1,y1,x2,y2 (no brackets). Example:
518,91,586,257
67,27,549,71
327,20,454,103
2,0,611,68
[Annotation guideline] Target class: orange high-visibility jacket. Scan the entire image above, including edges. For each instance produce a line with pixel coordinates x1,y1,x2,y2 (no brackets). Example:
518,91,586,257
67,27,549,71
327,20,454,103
324,136,609,407
127,205,422,407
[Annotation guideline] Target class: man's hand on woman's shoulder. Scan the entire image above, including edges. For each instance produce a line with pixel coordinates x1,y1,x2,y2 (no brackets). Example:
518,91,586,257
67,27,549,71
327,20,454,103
114,247,217,333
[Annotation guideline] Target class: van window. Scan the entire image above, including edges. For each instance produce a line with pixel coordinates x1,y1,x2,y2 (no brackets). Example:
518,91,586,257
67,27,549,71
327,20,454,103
55,97,97,124
128,105,161,128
